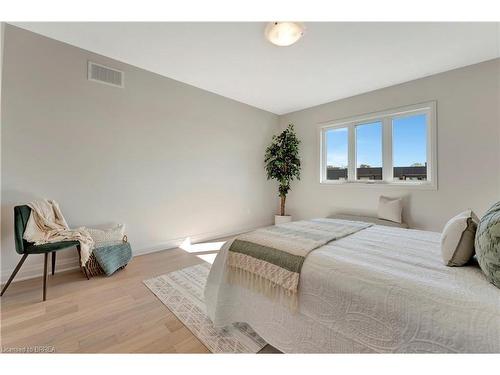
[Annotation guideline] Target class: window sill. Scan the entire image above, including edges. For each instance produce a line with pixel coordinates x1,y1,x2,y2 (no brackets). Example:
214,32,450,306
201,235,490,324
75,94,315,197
319,180,437,190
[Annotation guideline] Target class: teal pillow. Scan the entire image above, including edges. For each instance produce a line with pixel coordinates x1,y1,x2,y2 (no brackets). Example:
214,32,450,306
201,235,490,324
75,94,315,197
475,201,500,288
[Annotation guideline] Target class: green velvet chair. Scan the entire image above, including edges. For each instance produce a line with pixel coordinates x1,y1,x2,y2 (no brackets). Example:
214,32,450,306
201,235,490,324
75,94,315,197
0,205,89,301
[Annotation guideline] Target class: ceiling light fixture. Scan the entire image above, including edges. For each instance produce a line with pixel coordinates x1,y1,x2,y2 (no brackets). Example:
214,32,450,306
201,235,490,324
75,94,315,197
265,22,305,47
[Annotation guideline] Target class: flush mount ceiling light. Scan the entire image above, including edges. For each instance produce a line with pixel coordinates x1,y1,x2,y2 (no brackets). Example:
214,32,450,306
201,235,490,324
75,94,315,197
265,22,305,47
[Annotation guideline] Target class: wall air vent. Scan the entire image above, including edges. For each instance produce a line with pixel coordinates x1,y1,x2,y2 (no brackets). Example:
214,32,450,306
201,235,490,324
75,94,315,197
87,61,124,88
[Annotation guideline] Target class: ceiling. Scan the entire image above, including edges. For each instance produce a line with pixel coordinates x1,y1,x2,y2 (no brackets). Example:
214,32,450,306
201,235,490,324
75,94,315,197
12,22,500,115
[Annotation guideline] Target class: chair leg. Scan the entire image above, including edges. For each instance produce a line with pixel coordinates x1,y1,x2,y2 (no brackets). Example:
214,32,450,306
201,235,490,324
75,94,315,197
43,253,48,301
1,254,28,296
51,251,56,275
76,245,89,280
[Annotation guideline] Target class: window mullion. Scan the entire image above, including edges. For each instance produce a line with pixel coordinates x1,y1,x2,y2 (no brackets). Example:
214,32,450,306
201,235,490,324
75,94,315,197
321,129,326,182
347,124,356,181
426,109,433,184
382,117,393,182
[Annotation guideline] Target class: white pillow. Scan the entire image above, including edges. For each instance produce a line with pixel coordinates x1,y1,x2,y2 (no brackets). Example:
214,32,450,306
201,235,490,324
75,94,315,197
84,224,126,248
377,196,403,223
441,210,479,267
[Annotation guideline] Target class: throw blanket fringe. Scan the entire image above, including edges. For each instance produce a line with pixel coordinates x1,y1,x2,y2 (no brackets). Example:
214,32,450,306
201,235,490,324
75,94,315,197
226,264,299,310
85,253,104,276
226,219,371,306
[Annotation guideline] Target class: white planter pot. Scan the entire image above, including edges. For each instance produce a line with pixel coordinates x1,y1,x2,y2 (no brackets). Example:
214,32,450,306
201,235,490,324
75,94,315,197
275,215,292,225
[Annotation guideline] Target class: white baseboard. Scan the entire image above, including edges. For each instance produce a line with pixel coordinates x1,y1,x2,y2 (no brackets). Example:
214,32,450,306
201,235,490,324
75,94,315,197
132,221,271,257
0,221,272,284
0,256,81,285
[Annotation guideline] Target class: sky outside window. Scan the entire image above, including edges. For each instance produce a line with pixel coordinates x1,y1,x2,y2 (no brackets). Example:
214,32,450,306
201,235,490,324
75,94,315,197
326,127,348,168
356,122,382,168
393,114,427,167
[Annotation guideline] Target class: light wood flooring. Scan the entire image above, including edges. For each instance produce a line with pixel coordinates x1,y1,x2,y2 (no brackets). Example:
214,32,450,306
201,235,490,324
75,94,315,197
1,245,213,353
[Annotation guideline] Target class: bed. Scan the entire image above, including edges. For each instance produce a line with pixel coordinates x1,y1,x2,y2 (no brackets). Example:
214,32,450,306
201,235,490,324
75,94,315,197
205,222,500,353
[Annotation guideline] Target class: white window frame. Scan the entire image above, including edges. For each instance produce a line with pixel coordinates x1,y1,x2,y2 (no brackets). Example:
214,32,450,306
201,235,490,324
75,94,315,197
318,101,437,189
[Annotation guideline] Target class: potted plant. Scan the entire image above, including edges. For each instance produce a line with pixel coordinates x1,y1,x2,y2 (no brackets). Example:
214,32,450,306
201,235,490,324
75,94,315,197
264,124,301,225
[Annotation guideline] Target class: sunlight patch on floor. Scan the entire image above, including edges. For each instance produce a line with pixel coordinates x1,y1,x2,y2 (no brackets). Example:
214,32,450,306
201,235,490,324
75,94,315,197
180,237,226,253
196,253,218,264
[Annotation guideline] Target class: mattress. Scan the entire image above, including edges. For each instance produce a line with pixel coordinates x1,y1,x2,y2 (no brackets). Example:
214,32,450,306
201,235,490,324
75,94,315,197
205,224,500,353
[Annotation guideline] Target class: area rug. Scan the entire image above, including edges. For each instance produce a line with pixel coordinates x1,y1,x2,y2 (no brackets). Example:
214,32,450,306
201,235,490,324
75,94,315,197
143,263,267,353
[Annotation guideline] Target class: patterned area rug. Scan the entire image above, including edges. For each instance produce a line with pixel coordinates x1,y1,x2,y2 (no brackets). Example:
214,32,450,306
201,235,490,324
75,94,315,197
143,263,267,353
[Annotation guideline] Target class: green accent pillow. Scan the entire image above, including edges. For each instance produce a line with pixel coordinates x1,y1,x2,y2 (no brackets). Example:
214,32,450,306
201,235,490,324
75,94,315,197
93,242,132,276
475,201,500,288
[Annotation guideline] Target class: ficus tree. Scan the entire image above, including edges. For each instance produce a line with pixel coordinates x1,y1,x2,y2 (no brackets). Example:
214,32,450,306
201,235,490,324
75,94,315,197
264,124,301,216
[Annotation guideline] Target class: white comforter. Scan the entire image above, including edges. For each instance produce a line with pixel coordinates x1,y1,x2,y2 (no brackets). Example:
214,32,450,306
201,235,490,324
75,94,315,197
205,225,500,353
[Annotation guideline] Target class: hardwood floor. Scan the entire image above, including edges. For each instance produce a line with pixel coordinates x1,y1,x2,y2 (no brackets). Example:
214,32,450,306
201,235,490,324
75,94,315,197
0,246,212,353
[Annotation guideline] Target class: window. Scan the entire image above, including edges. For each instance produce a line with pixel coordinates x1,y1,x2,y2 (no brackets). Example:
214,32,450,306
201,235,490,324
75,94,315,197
392,114,427,181
325,127,348,181
320,102,436,188
355,121,382,181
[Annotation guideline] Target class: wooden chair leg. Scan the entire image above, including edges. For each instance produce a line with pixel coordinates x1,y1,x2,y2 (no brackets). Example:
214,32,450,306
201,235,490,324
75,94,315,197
51,251,56,275
76,245,89,280
1,254,28,296
43,253,48,301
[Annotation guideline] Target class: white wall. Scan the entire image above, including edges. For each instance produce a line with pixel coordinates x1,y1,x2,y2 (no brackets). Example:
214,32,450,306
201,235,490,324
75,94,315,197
279,59,500,231
1,22,5,282
0,22,4,107
1,25,279,282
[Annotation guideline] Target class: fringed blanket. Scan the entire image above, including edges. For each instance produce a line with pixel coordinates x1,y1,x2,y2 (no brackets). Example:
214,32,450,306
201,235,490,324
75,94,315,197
226,218,371,306
23,200,94,266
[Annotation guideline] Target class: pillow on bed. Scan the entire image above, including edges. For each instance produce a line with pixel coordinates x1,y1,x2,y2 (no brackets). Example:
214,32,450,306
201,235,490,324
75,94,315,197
377,196,403,223
475,201,500,288
441,210,479,266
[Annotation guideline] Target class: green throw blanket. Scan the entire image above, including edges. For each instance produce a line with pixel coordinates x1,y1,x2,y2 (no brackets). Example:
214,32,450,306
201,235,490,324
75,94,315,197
226,218,371,305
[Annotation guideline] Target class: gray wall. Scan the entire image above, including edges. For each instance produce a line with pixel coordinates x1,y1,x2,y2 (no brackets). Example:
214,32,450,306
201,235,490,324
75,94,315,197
280,58,500,231
1,25,279,281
